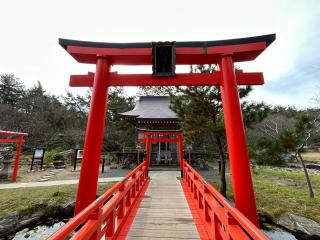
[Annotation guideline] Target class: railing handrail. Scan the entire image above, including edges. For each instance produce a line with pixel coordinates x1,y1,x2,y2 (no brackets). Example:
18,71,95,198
183,160,268,240
48,160,148,240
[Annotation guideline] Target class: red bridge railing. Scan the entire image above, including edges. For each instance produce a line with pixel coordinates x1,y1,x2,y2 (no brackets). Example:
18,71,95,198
182,161,268,240
48,161,148,240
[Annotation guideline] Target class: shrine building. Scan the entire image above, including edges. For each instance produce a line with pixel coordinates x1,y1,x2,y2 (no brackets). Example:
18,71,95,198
120,96,182,167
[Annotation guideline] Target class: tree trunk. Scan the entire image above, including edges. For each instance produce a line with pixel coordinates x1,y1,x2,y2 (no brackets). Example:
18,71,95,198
216,136,227,197
297,152,314,198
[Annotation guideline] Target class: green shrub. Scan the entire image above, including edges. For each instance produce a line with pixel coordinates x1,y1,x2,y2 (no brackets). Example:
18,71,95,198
51,191,65,198
251,138,285,166
44,150,63,164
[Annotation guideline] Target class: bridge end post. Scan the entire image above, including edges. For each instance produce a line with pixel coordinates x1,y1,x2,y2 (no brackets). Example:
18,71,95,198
178,136,184,179
145,134,151,178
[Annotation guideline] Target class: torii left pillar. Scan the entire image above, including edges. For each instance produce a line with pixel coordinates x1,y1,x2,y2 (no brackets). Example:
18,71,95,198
74,57,109,215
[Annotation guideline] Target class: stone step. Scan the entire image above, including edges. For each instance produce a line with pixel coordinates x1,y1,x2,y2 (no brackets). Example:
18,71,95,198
38,178,50,182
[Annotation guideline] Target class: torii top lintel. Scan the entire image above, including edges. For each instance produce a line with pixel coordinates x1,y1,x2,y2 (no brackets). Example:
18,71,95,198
59,34,275,65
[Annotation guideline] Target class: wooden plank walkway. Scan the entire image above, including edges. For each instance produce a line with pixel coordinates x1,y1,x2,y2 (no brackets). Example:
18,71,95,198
122,171,204,240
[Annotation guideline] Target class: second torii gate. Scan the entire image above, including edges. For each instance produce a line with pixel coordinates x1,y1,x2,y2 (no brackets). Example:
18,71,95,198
137,129,184,176
0,130,28,182
59,34,275,227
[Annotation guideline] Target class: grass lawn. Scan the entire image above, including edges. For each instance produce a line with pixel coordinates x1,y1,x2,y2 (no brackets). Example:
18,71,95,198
253,167,320,223
210,166,320,223
0,183,115,217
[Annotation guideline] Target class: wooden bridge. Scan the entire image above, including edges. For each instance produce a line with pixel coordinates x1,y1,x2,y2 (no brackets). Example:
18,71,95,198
118,170,200,239
49,161,268,240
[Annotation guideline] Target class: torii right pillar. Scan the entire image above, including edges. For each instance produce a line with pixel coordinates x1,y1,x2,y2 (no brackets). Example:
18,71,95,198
220,54,259,227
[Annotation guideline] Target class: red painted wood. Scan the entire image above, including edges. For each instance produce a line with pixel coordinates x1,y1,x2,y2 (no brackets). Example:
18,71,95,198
49,160,268,240
181,180,210,240
57,35,275,238
139,137,179,143
178,137,184,172
69,71,264,87
220,55,259,226
74,57,110,216
12,139,22,182
66,42,267,65
139,130,182,135
0,131,27,137
48,161,148,240
145,135,151,172
182,161,269,240
0,131,27,182
117,180,150,239
0,139,25,143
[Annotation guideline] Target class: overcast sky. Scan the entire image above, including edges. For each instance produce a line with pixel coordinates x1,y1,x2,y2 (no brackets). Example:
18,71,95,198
0,0,319,108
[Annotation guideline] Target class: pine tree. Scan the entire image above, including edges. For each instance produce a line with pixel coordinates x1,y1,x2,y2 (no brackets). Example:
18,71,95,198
169,65,269,197
0,74,25,106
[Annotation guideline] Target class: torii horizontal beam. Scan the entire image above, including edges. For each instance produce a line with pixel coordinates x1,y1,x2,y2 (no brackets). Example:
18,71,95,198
0,139,25,143
138,130,183,135
59,34,275,64
0,130,27,137
139,138,179,143
138,130,183,143
69,71,263,87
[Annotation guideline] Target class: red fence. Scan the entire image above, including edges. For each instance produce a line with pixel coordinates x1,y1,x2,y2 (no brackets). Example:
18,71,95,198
48,161,148,240
182,161,268,240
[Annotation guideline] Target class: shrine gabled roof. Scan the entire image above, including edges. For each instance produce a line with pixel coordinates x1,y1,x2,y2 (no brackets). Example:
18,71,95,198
119,96,177,120
59,34,276,64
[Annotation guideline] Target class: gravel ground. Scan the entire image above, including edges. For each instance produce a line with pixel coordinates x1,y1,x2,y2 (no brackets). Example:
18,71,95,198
1,163,132,183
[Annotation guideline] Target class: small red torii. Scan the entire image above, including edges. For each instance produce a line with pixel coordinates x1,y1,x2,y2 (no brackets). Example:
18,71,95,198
59,34,275,227
137,129,184,175
0,130,27,182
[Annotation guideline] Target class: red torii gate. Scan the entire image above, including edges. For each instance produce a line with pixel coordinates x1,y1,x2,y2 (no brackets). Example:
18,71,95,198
0,130,28,182
59,34,275,226
137,129,184,176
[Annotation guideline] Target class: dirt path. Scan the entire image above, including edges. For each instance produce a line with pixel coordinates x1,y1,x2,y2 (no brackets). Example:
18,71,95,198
0,177,123,189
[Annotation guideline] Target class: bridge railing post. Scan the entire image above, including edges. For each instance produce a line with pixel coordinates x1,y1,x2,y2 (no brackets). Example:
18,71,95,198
118,182,125,220
131,173,136,199
178,136,184,178
203,185,211,222
105,210,115,237
194,174,199,200
88,205,103,240
125,188,131,207
146,135,151,177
